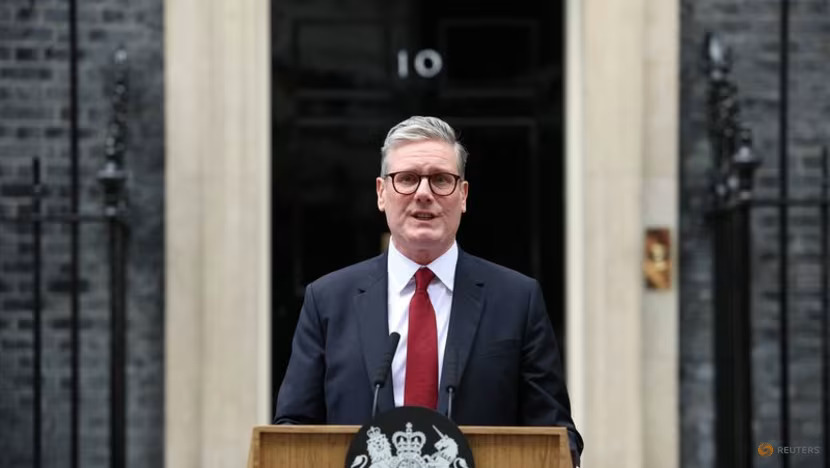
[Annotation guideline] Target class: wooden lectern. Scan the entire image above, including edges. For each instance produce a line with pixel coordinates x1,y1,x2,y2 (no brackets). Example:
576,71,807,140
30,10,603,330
247,425,573,468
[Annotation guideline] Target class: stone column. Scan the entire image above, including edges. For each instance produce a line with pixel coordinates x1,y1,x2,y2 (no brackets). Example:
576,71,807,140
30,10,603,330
164,0,271,466
641,0,680,466
566,0,678,467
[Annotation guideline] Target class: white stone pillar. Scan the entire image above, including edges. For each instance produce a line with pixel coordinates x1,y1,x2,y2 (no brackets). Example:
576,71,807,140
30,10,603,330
164,0,271,466
641,0,680,467
566,0,678,467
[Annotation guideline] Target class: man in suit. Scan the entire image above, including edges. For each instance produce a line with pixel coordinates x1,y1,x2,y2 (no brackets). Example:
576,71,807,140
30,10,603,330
275,116,583,465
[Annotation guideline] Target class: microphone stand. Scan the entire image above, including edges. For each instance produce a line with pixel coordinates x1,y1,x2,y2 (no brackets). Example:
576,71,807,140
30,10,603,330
372,383,382,419
371,332,401,420
447,386,455,421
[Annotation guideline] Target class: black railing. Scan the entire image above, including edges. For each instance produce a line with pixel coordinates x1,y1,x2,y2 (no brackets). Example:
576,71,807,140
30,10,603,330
0,48,130,468
705,33,760,468
705,33,830,468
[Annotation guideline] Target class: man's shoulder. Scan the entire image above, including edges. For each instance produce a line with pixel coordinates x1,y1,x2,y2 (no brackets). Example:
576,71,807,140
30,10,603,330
460,250,537,288
309,254,385,292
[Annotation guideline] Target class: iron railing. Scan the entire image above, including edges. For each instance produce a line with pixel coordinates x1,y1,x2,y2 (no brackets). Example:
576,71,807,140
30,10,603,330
0,45,130,468
705,31,829,468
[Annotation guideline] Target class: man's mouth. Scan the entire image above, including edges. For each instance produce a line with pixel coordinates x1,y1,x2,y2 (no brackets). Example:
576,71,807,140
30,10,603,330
412,212,437,220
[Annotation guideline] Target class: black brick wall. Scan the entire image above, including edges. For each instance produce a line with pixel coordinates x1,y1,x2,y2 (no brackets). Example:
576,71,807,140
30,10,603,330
0,1,164,467
681,1,829,468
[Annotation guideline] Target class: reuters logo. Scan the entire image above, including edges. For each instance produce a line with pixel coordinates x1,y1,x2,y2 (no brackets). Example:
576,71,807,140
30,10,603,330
758,443,774,457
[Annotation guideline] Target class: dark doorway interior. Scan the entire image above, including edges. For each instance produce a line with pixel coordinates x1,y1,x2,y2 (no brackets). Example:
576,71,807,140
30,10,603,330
271,0,565,413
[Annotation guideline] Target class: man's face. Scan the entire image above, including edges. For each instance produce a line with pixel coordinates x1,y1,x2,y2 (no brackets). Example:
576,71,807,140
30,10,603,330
376,140,469,261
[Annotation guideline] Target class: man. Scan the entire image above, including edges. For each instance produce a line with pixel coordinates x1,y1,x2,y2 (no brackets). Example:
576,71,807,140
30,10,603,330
275,116,583,465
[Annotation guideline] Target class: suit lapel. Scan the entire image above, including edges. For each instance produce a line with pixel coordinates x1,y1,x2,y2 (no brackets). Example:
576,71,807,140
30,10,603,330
354,253,395,416
437,249,484,417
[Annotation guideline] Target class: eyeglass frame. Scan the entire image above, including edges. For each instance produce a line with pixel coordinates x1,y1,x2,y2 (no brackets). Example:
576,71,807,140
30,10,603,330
383,171,463,196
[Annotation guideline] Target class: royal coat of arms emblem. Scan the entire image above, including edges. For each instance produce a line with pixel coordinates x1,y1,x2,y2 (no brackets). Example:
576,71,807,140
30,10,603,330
350,423,470,468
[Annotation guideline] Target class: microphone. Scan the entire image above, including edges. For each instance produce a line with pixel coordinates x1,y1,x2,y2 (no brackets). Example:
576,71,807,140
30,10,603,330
443,347,459,421
371,332,401,419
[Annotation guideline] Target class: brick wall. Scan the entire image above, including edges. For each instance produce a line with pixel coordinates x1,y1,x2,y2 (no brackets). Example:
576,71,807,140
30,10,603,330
681,1,829,467
0,1,164,467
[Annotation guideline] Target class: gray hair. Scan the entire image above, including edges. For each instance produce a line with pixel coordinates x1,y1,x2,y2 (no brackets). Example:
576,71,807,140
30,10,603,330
380,116,468,178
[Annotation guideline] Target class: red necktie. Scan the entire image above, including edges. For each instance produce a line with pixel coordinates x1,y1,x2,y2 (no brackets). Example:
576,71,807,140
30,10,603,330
404,267,438,409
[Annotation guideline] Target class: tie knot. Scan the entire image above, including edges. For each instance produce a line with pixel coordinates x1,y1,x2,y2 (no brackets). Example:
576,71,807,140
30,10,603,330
414,268,435,292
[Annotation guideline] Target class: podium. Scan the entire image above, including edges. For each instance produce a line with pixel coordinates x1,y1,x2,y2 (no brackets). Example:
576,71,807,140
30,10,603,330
247,425,573,468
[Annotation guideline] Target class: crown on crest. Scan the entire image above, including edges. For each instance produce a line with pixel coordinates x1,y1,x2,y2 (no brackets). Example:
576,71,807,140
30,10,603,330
367,426,382,439
365,426,393,462
392,423,426,456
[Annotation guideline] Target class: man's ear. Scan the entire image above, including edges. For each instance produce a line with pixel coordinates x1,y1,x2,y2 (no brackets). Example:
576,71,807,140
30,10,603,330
460,180,469,213
376,177,386,212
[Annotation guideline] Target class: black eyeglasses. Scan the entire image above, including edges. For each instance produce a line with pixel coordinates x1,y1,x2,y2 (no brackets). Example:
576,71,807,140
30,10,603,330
385,171,462,196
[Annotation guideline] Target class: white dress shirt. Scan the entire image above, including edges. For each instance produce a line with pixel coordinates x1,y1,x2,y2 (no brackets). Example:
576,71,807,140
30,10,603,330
387,239,457,407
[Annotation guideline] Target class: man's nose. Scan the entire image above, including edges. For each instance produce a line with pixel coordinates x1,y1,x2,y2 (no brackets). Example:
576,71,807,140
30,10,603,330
414,176,434,200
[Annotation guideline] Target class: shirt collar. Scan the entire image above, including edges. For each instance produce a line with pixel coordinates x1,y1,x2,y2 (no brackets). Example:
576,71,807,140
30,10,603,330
388,239,458,293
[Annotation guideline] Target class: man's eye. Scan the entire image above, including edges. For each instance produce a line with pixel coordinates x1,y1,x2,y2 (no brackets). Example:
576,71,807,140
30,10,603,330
398,174,418,185
432,175,452,186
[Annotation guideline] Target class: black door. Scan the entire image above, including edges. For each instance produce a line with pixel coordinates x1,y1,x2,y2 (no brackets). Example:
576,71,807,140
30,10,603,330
271,0,565,412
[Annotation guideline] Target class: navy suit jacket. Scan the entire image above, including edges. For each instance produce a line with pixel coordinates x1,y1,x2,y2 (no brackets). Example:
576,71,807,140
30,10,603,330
274,249,584,456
